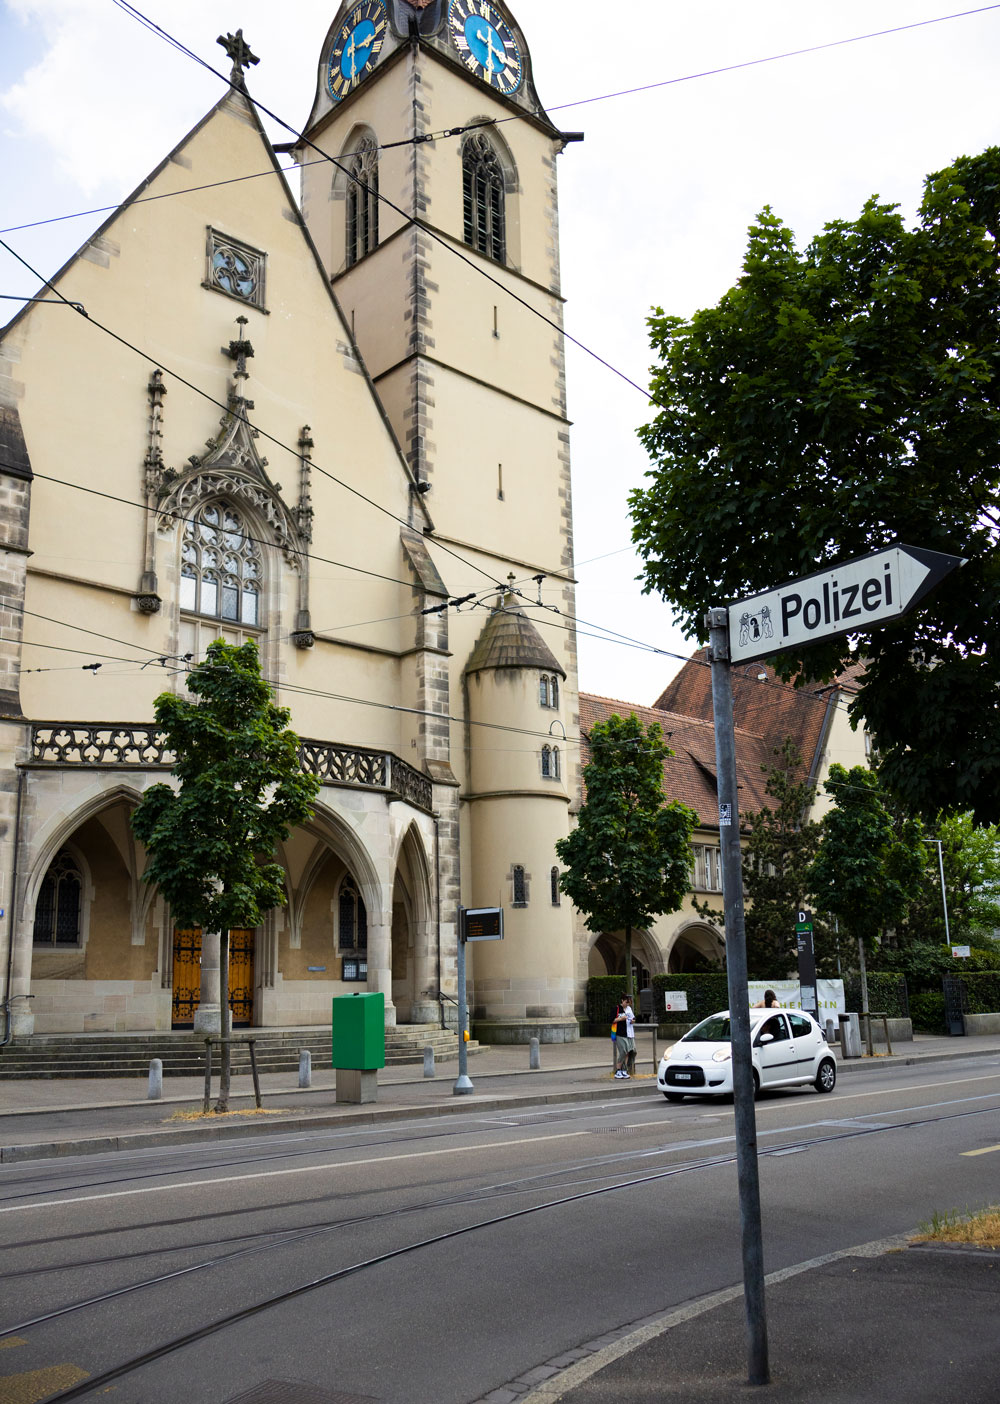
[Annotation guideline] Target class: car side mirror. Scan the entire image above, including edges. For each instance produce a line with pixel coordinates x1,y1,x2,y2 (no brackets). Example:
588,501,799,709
757,1033,774,1045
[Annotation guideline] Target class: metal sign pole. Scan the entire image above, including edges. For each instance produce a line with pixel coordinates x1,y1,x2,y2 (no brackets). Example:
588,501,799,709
454,908,473,1095
707,606,769,1387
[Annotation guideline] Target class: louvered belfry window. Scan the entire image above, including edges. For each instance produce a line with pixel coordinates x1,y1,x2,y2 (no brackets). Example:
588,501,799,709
346,136,379,267
463,133,506,263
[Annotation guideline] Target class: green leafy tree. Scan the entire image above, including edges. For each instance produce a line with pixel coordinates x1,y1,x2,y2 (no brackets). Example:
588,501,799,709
132,640,319,1110
555,713,697,1000
740,741,829,979
808,765,925,961
630,146,1000,824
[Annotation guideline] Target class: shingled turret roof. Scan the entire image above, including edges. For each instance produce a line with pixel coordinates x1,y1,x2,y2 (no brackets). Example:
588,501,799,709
465,595,565,678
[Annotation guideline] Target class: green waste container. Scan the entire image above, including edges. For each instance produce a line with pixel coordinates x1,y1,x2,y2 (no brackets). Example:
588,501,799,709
332,991,386,1070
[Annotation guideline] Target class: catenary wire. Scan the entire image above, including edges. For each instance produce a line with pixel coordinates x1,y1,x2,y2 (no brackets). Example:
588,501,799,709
5,6,997,240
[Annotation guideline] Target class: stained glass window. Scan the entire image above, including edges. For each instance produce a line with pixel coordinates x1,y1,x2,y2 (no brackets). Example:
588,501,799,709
33,851,82,947
180,503,261,627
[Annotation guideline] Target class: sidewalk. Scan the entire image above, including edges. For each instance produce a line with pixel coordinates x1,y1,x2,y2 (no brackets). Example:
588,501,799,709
1,1030,999,1163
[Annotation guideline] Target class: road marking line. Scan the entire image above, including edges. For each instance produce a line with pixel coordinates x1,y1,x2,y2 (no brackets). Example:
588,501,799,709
961,1143,1000,1157
0,1131,593,1215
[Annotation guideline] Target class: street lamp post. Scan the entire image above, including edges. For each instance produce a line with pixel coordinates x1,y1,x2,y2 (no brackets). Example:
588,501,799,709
923,838,951,946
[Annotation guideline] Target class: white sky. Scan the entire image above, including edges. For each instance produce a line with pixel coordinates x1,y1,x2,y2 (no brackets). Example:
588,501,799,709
2,0,998,706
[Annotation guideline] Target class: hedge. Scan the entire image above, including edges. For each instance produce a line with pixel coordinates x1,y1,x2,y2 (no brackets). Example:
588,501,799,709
844,972,909,1020
955,972,1000,1014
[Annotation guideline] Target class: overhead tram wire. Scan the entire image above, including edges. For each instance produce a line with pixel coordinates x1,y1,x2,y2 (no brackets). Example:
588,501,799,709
108,0,653,403
6,4,999,241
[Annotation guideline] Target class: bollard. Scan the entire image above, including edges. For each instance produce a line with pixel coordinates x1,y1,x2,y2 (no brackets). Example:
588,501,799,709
825,1019,836,1045
423,1044,435,1079
299,1048,312,1089
147,1058,163,1100
529,1037,540,1070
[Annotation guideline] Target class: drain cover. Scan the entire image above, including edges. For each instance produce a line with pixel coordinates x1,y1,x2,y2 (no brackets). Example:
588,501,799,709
589,1125,640,1135
225,1383,379,1404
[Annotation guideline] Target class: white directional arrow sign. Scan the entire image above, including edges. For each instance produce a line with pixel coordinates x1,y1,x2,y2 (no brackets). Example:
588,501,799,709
728,543,965,665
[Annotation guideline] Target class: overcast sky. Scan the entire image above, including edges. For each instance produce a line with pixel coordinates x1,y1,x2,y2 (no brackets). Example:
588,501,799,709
2,0,998,705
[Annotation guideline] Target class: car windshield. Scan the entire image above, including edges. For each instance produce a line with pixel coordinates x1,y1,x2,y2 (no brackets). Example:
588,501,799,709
683,1014,732,1042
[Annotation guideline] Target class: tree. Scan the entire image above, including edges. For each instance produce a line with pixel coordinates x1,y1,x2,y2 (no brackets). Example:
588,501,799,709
739,741,829,978
808,765,925,959
630,146,1000,824
555,713,697,999
132,640,319,1110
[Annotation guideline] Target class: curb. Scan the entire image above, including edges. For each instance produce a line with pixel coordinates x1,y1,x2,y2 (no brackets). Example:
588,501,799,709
0,1079,651,1164
2,1042,996,1165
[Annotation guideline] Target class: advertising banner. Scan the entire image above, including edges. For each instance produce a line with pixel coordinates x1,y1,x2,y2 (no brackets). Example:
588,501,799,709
747,979,844,1019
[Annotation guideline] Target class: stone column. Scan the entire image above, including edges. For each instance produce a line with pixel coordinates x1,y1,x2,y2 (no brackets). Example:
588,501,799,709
367,920,396,1026
193,929,222,1034
408,917,439,1025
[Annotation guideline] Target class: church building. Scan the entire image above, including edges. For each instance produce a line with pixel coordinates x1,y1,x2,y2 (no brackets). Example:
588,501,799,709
0,1,584,1043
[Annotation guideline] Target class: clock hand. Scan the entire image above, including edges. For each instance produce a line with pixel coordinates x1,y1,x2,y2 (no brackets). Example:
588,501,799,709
474,26,494,70
487,30,508,69
345,32,358,78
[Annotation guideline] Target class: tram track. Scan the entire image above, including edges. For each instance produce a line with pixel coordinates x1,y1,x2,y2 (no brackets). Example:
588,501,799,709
4,1097,999,1401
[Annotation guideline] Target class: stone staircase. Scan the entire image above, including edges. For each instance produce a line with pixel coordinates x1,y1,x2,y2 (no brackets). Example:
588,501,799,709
0,1024,482,1080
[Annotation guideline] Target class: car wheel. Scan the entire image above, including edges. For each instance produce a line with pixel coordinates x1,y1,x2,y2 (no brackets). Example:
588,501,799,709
815,1058,837,1093
752,1069,760,1098
664,1092,685,1103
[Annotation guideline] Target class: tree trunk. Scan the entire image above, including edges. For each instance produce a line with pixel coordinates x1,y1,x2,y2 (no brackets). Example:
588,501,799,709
215,928,231,1113
625,924,634,1001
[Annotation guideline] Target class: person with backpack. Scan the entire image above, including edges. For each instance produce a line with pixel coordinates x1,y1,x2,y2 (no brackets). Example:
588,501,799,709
614,994,635,1079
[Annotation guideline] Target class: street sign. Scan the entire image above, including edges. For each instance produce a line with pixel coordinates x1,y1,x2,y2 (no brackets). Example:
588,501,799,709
663,990,688,1012
463,907,504,941
728,544,964,664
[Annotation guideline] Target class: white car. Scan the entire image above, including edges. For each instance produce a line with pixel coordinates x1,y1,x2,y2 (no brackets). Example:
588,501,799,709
657,1007,837,1101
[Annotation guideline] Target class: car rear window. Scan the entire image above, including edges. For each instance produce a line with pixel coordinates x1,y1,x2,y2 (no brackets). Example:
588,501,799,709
683,1015,732,1042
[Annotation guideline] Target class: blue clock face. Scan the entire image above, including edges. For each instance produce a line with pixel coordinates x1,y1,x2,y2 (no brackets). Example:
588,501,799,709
447,0,523,95
327,0,388,102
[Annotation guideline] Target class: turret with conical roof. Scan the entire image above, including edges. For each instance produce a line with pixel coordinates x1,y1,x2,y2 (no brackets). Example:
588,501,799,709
462,591,578,1043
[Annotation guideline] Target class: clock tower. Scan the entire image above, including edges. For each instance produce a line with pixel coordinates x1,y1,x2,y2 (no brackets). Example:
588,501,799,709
292,0,583,1039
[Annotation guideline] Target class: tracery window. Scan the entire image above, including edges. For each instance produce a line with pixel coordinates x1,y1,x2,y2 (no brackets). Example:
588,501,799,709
512,864,527,907
539,673,560,709
33,850,82,947
541,745,560,780
207,228,266,309
346,135,380,267
179,503,261,627
462,133,506,263
338,875,368,954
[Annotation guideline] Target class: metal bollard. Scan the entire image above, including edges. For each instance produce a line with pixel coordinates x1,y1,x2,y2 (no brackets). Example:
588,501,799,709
423,1045,435,1079
147,1058,163,1100
298,1049,312,1088
529,1037,540,1070
825,1019,836,1045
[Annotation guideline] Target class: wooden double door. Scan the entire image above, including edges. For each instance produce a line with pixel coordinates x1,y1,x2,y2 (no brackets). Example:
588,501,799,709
171,928,255,1028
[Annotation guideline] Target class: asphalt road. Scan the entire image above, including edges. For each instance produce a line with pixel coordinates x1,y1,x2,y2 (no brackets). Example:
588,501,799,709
2,1055,999,1404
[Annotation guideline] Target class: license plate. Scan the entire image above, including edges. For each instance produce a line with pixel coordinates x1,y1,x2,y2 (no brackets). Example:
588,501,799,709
673,1072,692,1081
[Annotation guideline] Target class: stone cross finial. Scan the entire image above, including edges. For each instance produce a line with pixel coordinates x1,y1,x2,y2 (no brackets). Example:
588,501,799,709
217,29,259,86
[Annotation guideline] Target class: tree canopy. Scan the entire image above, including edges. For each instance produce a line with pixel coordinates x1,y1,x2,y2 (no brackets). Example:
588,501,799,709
631,147,1000,824
555,713,697,999
808,764,926,951
132,639,319,1107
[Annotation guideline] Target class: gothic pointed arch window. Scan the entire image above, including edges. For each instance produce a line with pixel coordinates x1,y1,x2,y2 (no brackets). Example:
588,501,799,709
338,875,368,952
463,132,506,264
179,501,262,627
346,134,379,267
33,850,83,947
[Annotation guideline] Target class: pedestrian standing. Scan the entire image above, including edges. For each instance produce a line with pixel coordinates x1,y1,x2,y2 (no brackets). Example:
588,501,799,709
614,994,636,1079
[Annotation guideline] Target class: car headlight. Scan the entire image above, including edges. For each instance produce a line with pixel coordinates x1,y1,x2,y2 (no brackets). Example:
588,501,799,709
661,1044,677,1059
712,1048,732,1063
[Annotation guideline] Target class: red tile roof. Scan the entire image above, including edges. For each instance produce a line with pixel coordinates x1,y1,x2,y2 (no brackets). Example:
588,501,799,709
580,654,865,831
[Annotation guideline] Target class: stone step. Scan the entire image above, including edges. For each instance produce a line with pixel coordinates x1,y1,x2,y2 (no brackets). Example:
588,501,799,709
0,1028,480,1079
